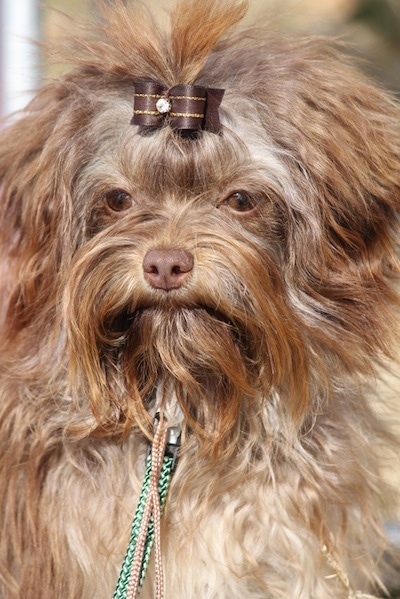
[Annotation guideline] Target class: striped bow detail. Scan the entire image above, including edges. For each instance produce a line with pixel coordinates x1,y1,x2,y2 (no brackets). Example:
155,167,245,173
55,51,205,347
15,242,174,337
131,81,225,133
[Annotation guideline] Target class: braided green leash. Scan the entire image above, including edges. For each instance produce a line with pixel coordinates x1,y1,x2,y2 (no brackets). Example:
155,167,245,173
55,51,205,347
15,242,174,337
113,417,181,599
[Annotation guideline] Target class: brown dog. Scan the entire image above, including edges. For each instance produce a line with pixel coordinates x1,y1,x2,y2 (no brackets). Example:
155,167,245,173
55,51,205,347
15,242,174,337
0,1,399,597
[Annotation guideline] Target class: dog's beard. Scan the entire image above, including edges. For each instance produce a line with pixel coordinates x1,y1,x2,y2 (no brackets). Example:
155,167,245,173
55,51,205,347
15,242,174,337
64,226,311,454
124,306,258,445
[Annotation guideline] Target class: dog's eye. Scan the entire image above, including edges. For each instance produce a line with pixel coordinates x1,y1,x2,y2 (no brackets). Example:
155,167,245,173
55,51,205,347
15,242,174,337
220,192,256,213
104,189,133,212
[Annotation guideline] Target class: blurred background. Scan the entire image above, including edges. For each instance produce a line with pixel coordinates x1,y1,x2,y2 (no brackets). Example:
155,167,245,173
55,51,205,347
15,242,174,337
0,0,399,117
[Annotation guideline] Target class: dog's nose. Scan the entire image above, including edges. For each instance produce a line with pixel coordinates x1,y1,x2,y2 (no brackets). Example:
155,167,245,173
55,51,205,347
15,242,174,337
143,248,194,291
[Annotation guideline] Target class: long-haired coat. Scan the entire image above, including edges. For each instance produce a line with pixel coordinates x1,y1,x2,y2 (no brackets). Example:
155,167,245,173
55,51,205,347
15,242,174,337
0,1,399,597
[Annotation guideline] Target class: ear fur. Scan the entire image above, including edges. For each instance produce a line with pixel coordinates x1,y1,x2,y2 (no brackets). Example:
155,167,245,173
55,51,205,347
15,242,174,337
257,41,400,367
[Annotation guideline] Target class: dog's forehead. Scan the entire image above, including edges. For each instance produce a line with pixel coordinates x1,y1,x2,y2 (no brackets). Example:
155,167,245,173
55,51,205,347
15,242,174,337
129,130,243,197
84,97,290,202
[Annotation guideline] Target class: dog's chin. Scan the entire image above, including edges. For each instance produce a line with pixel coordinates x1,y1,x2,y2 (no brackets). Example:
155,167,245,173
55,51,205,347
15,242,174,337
127,303,240,357
119,302,259,448
124,301,254,388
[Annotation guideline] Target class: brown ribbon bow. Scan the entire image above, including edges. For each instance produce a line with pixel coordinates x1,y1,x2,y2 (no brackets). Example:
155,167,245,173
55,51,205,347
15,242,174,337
131,81,225,133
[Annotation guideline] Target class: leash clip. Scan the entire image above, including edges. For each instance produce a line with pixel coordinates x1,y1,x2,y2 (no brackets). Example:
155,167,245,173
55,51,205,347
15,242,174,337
165,423,182,472
146,413,181,471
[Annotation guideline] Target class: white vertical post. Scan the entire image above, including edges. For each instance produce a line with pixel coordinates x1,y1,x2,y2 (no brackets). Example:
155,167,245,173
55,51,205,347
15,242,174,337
0,0,40,119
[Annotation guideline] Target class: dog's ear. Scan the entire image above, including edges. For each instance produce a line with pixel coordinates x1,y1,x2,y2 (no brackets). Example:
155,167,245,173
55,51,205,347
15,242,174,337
260,42,400,367
0,82,90,338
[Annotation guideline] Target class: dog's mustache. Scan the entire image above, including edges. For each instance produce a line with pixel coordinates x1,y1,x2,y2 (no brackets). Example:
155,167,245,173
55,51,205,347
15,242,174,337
110,303,238,338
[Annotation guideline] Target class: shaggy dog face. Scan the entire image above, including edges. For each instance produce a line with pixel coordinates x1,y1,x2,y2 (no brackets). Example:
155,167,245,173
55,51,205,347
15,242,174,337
0,1,399,598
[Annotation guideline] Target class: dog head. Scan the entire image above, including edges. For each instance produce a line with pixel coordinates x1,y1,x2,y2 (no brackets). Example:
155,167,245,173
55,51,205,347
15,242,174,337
1,0,399,456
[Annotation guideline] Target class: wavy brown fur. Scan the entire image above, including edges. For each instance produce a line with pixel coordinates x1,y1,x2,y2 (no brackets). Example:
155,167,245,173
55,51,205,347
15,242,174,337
0,0,399,597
